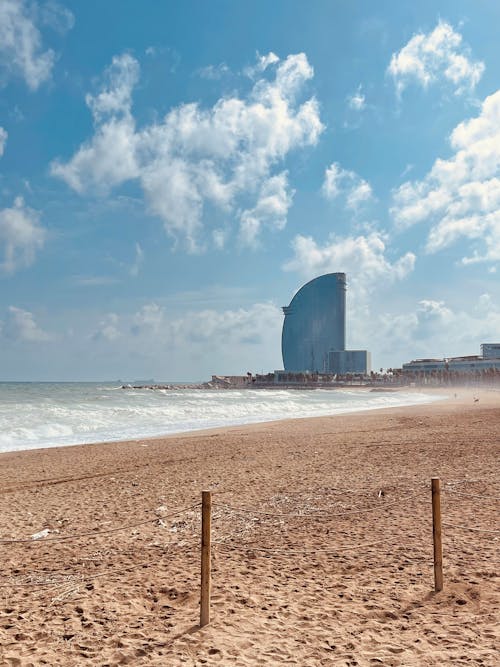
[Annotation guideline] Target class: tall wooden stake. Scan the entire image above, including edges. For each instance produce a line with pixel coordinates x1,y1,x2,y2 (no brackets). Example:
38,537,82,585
200,490,212,626
431,477,443,592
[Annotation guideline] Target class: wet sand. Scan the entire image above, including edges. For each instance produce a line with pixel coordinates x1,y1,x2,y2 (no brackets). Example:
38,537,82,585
0,389,498,666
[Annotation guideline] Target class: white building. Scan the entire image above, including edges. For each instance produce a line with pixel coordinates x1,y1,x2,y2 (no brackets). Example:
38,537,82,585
402,344,500,374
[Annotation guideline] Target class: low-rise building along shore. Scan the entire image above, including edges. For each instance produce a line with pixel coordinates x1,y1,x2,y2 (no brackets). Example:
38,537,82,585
402,343,500,380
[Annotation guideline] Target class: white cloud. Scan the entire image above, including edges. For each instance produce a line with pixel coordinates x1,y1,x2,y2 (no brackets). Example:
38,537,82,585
283,231,415,300
86,53,139,120
180,303,281,347
388,20,484,97
372,296,500,364
118,300,283,377
51,54,140,193
212,228,227,250
239,172,294,247
52,51,324,250
39,0,74,34
0,127,7,156
391,90,500,263
129,301,282,348
130,242,143,277
92,313,120,342
0,196,46,273
322,162,373,209
322,163,343,199
476,292,494,314
69,300,283,379
273,52,313,99
412,299,454,337
131,302,163,336
198,63,230,80
51,116,139,194
346,180,372,209
347,85,365,111
3,306,51,342
244,51,280,78
257,51,280,71
161,302,282,349
0,0,73,90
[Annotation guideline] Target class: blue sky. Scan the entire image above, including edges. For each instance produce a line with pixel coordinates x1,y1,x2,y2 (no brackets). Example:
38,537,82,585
1,0,500,381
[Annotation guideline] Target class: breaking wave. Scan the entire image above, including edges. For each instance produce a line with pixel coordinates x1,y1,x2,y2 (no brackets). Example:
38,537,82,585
0,382,445,453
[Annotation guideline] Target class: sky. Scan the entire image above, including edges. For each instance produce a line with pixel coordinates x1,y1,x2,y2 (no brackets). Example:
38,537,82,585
1,0,500,381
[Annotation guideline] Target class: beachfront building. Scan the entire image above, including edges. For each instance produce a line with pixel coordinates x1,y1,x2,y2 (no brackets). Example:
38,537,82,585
281,273,370,374
328,349,371,375
481,343,500,359
402,344,500,376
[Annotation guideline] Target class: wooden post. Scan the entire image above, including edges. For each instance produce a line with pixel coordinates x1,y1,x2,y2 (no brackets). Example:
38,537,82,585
431,477,443,592
200,490,212,626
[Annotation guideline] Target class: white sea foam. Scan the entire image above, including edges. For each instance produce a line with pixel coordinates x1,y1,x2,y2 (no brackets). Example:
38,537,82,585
0,382,446,453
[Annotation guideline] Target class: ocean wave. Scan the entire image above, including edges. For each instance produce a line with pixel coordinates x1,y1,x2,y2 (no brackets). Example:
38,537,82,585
0,383,446,453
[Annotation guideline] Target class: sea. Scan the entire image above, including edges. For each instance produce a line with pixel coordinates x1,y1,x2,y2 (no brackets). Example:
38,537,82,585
0,382,445,454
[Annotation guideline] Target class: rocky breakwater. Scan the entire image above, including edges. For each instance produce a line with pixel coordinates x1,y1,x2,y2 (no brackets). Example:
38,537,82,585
121,379,232,391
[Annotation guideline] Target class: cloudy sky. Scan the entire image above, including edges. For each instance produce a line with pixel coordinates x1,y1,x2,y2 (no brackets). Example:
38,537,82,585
1,0,500,381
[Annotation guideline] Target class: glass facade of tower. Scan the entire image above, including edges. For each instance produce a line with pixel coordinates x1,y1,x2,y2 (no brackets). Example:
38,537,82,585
282,273,346,372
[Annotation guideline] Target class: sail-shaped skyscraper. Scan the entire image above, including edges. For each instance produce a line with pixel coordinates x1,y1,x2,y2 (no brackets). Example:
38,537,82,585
281,273,369,374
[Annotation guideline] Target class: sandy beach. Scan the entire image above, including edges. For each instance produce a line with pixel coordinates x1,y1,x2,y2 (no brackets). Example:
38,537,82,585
0,389,498,666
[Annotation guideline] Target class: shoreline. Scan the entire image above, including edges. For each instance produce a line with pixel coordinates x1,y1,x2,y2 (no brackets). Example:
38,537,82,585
0,385,451,457
0,389,498,665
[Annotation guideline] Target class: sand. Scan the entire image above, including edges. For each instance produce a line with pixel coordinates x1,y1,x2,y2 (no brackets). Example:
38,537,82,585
0,388,498,666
